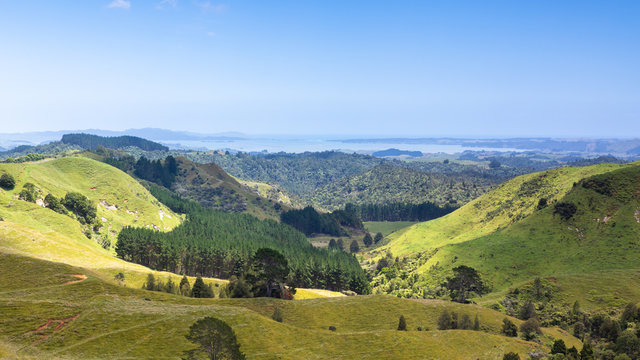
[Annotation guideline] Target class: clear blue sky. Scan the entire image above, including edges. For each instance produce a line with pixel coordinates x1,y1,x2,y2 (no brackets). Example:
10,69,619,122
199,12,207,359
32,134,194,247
1,1,638,137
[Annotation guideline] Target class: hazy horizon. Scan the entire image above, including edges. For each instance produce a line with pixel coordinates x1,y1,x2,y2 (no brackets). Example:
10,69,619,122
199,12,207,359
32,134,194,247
2,1,639,137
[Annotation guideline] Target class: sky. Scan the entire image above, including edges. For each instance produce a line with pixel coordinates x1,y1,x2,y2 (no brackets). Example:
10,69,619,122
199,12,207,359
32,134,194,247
0,1,639,137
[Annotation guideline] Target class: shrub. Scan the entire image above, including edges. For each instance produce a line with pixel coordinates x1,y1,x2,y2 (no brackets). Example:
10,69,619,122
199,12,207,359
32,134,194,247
62,192,97,224
520,318,541,340
0,173,15,190
551,339,567,355
272,307,283,323
44,194,66,214
553,202,577,220
502,318,518,337
397,315,407,331
328,326,336,331
502,353,520,360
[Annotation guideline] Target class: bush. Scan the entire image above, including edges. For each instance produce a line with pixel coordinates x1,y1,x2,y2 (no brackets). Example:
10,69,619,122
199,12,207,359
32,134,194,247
397,315,407,331
553,202,577,221
0,173,15,190
551,339,567,355
328,326,336,331
502,318,518,337
520,318,541,340
271,307,283,322
18,183,38,203
502,353,520,360
62,192,97,224
44,194,66,214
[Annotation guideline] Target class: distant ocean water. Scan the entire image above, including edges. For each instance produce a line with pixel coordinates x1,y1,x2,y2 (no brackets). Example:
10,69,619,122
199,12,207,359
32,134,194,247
164,137,521,154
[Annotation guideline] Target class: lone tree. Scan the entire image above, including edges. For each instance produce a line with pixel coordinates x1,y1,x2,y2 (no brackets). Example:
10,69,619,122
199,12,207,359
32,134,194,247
349,240,360,253
184,317,245,360
445,265,488,303
553,202,577,221
397,315,407,331
374,232,383,244
0,173,15,190
271,307,283,323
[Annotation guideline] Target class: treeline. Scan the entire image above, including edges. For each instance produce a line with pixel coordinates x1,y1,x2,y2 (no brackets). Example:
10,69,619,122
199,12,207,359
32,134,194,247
344,202,457,222
280,206,363,236
102,151,178,188
61,133,168,151
116,189,370,294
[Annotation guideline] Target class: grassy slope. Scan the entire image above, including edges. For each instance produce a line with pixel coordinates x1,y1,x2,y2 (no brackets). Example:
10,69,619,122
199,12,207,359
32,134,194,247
0,253,573,360
380,161,640,309
422,164,640,297
381,163,623,257
0,157,214,288
365,221,418,237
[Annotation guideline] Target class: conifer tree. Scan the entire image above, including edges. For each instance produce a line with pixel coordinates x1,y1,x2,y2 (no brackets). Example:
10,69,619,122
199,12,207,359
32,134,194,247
180,275,191,296
473,314,480,331
438,310,452,330
349,240,359,253
374,232,383,244
144,273,156,291
397,315,407,331
363,233,373,247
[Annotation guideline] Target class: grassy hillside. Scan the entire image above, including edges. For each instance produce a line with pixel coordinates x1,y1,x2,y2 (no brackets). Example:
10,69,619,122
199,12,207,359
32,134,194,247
375,161,640,310
172,156,285,220
381,163,624,257
0,253,575,359
0,156,190,286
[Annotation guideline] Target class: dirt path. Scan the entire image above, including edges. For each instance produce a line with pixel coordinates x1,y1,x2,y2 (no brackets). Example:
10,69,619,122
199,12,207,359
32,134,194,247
64,274,87,285
30,314,80,344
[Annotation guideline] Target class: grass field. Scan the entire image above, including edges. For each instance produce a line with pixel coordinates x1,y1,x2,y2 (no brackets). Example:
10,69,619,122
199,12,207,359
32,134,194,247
0,253,576,359
364,221,417,237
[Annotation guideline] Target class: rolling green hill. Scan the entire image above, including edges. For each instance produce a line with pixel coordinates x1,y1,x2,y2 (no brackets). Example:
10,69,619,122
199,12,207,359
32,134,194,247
374,161,640,310
0,156,187,286
0,253,575,359
172,156,286,220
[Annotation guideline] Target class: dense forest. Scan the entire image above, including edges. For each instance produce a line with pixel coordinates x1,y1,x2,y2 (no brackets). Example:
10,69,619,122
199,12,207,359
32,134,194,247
280,206,363,236
62,133,168,151
310,164,493,210
116,186,370,294
344,202,457,222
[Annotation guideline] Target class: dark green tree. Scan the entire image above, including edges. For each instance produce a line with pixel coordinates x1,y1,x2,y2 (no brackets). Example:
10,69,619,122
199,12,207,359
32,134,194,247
0,173,15,190
459,314,472,330
337,239,345,251
165,277,176,294
553,202,577,220
144,273,156,291
272,307,283,323
397,315,407,331
184,317,245,360
445,265,487,303
62,192,97,224
226,276,254,298
374,232,383,244
502,353,520,360
250,248,289,298
616,330,640,358
180,275,191,296
473,314,480,331
328,239,338,249
519,318,541,340
362,233,373,247
580,342,594,360
191,276,213,298
519,301,537,320
44,194,66,214
438,310,452,330
349,240,359,253
19,183,38,203
551,339,567,355
502,318,517,337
